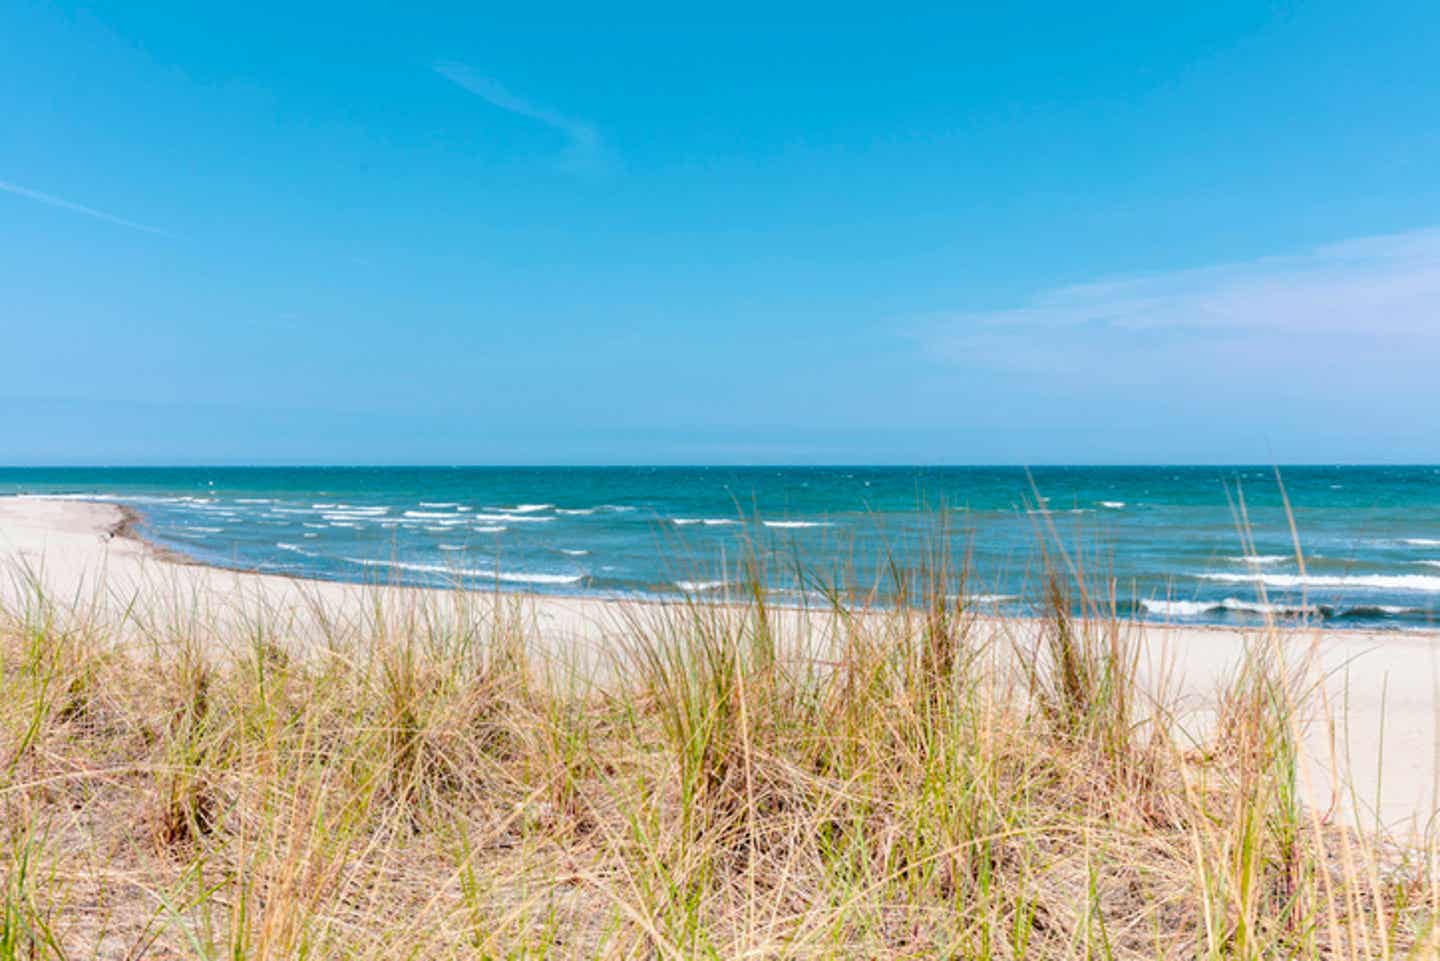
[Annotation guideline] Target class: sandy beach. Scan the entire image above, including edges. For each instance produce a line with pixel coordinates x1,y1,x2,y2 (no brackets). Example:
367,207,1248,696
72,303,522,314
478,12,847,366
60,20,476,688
3,493,1438,835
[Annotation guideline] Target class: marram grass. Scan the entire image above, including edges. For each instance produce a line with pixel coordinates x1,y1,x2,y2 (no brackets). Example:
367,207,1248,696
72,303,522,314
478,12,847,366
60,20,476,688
0,551,1437,960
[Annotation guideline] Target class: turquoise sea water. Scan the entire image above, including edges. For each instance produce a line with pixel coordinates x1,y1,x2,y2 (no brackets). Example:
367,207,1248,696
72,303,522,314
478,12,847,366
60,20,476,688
2,466,1438,630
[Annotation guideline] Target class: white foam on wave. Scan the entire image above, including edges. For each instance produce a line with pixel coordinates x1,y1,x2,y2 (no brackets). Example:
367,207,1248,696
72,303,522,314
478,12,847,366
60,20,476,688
437,544,465,551
763,520,832,529
343,557,585,584
1100,501,1126,509
1197,572,1440,593
1404,538,1440,547
472,525,506,533
495,504,553,514
276,542,315,556
467,513,552,524
1143,597,1320,618
556,508,595,515
403,510,461,519
302,522,327,529
559,548,589,556
674,580,727,592
1420,561,1440,569
672,518,701,526
420,501,457,508
177,525,223,534
235,498,272,504
1228,554,1289,565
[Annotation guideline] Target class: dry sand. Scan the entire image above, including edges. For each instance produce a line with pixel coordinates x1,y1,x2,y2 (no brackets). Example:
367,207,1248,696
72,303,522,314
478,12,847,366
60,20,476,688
3,494,1438,837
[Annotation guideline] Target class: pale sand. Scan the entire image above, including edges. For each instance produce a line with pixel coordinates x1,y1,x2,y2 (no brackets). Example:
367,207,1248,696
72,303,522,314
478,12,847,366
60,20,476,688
3,494,1438,836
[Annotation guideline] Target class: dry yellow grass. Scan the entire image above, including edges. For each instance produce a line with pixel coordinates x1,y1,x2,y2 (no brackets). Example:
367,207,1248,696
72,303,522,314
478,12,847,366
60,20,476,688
1,553,1437,960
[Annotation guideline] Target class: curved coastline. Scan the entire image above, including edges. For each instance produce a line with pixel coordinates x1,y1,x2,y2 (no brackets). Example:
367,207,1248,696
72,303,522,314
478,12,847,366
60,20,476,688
4,493,1440,831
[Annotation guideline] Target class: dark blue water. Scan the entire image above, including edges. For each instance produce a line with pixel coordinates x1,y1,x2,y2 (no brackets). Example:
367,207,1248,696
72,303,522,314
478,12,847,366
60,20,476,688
2,466,1438,629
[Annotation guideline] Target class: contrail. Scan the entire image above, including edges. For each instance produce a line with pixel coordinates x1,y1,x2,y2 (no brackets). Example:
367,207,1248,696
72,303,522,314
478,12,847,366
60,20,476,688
0,178,172,236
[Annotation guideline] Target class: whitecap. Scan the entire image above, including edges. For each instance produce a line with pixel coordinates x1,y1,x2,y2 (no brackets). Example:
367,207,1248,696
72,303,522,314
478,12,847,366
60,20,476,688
235,498,272,504
437,544,465,551
1227,554,1289,565
1142,597,1320,617
466,513,552,524
276,542,314,556
674,580,727,592
559,548,590,556
1100,501,1126,509
1403,538,1440,547
763,520,832,529
472,525,507,533
495,504,553,514
420,501,458,508
556,508,596,515
342,557,584,584
1197,572,1440,593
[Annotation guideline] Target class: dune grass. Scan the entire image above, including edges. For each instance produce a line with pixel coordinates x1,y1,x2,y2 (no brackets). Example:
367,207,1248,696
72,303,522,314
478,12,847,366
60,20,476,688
0,546,1437,959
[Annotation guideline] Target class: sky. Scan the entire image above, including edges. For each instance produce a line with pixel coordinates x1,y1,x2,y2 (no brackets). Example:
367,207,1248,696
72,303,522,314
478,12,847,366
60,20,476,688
2,0,1438,464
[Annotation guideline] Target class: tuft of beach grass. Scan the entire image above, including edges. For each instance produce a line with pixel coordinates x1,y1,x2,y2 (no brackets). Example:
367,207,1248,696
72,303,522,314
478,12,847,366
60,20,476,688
1,531,1437,959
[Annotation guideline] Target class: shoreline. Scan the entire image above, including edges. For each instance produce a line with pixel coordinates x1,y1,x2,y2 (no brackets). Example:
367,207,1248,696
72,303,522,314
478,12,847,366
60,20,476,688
3,494,1440,833
89,493,1436,639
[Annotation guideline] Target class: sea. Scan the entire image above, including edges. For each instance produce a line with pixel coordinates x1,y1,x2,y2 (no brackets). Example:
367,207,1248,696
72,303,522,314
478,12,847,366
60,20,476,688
2,466,1438,630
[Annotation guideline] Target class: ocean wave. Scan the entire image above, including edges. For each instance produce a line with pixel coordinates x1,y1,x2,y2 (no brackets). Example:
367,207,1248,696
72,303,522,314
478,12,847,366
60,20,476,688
674,580,727,592
495,504,553,514
1197,572,1440,593
342,557,585,584
559,548,589,556
472,525,507,533
671,518,702,526
403,510,463,519
556,508,595,515
419,501,457,508
302,522,327,529
1142,597,1319,618
177,526,223,534
1100,501,1126,509
1404,538,1440,547
234,498,272,504
466,513,552,523
1420,561,1440,569
1227,554,1289,565
763,520,832,529
276,542,315,556
436,544,465,551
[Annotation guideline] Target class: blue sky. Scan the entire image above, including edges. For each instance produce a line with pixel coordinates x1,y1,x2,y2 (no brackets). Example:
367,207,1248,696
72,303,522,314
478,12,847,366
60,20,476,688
3,0,1438,464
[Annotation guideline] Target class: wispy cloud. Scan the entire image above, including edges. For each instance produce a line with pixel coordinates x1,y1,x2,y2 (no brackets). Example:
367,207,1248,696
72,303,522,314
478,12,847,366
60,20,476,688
921,226,1440,378
0,178,171,236
434,62,611,173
